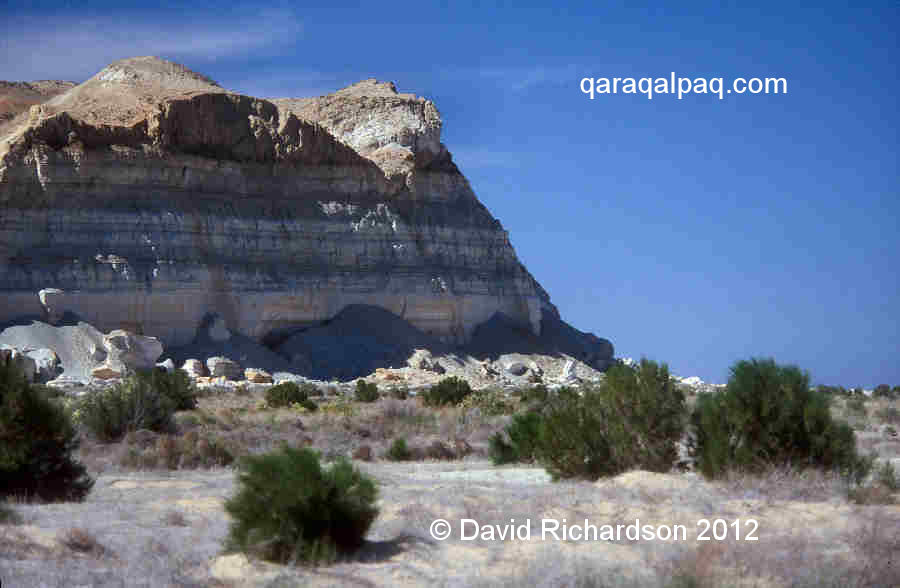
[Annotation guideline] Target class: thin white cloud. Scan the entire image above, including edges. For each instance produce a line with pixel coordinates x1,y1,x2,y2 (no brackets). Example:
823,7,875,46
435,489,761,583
449,64,582,92
0,8,302,82
451,147,528,170
230,70,347,100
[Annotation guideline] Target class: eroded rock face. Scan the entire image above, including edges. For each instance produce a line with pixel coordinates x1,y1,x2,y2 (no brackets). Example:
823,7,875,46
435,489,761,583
0,57,598,358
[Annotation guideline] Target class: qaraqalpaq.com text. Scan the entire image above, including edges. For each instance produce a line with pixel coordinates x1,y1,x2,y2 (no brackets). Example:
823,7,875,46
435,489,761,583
580,73,787,100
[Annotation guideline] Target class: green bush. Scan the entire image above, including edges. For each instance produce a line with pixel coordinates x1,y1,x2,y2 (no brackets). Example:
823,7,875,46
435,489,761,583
846,395,867,415
386,437,412,461
535,360,685,481
875,461,898,492
388,386,409,400
876,406,900,424
0,357,94,502
691,358,871,479
459,387,514,416
291,399,319,412
422,377,473,407
873,384,896,399
516,384,550,405
489,411,543,465
0,501,21,524
265,381,311,408
354,380,379,403
224,445,378,565
77,373,177,442
140,368,197,410
118,431,236,470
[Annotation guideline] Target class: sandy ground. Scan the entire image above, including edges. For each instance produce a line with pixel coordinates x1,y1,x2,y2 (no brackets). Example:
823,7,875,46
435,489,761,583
2,460,898,588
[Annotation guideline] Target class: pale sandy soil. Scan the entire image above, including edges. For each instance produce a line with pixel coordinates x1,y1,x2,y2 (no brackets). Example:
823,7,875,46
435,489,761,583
2,461,898,588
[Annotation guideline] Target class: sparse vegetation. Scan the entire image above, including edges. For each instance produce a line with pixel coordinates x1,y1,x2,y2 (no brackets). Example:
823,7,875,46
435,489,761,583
872,384,900,400
118,430,235,470
265,381,319,409
387,386,409,400
60,527,110,558
875,461,898,492
0,356,94,502
354,379,379,403
489,411,543,465
386,437,412,461
691,358,872,481
488,360,684,480
846,395,867,415
536,359,684,480
76,373,177,442
141,367,197,411
0,501,22,524
422,376,473,407
875,405,900,424
458,387,514,416
224,445,378,565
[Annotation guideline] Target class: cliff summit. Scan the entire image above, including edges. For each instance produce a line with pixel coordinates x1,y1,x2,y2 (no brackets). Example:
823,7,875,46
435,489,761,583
0,56,612,379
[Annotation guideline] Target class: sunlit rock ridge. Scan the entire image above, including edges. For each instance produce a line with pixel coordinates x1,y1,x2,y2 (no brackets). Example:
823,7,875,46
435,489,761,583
0,57,609,365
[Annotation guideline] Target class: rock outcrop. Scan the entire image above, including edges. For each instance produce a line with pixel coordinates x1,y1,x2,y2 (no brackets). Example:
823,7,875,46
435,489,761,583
0,56,612,370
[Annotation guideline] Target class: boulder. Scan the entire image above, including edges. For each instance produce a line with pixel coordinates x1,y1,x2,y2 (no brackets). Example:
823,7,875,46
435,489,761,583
156,358,176,372
206,357,242,380
560,359,578,383
181,359,207,378
91,365,123,380
504,361,528,377
38,288,65,324
244,368,273,384
89,343,107,362
25,348,62,383
103,330,163,372
407,348,444,373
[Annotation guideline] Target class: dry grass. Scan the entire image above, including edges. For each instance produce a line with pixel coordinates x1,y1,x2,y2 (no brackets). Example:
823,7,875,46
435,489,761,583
162,510,190,527
60,527,113,559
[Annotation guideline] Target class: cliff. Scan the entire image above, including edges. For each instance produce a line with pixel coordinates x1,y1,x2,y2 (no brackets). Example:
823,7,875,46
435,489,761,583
0,57,609,369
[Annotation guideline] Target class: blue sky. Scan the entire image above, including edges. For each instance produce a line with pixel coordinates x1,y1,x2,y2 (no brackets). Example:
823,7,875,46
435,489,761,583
3,1,897,387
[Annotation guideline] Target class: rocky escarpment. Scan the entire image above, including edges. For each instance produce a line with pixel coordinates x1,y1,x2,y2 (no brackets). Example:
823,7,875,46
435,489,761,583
0,56,610,370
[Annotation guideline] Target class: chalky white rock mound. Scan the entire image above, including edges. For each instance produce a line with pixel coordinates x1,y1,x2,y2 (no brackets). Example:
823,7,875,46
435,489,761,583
0,57,612,369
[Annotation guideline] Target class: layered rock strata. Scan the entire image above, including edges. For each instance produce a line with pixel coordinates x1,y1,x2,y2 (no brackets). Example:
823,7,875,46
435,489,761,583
0,57,608,367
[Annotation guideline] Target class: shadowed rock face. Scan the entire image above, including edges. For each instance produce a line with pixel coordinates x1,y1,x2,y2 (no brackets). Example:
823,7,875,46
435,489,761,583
0,57,606,361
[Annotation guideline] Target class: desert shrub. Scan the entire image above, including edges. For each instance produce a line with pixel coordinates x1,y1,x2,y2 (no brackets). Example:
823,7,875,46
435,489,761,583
691,358,871,480
422,376,473,407
817,384,850,397
536,359,685,481
386,437,412,461
872,384,896,400
119,431,235,470
0,501,22,524
516,384,550,405
224,445,378,565
61,527,110,557
265,381,310,408
489,411,543,465
875,405,900,424
76,374,176,442
458,387,514,416
875,461,898,492
424,440,455,460
0,357,94,502
354,380,379,403
137,368,197,411
388,386,409,400
846,395,867,415
290,399,319,412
